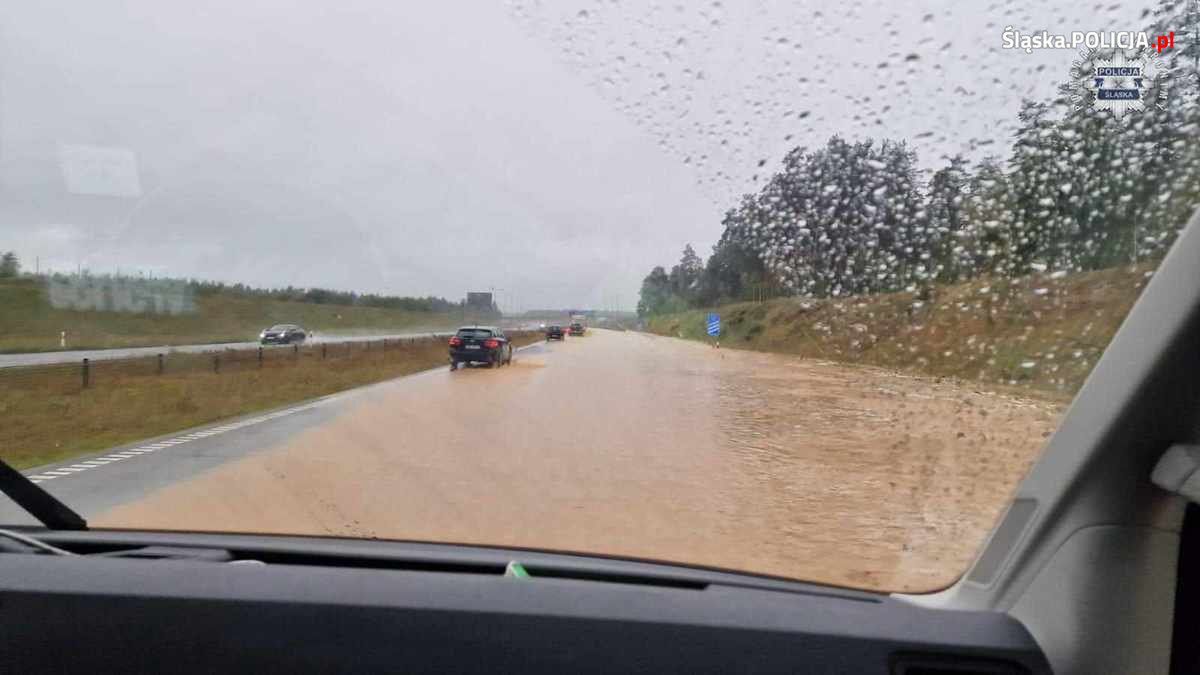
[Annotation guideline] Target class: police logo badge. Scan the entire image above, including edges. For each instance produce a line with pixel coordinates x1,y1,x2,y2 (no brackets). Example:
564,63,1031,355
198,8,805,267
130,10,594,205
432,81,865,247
1069,47,1169,120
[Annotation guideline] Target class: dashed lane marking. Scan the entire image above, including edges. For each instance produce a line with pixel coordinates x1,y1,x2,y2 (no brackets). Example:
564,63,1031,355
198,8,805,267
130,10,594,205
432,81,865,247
26,400,325,484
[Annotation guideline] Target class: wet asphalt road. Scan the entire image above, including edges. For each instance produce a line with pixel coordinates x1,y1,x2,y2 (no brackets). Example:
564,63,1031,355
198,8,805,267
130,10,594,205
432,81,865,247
0,322,546,369
0,332,451,369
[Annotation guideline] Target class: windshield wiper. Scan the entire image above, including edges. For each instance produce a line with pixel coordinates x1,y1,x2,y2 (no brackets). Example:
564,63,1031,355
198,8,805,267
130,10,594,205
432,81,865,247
0,459,88,530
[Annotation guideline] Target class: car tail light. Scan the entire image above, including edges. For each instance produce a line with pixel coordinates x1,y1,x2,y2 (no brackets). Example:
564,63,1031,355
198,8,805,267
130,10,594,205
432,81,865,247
449,336,462,346
483,339,500,349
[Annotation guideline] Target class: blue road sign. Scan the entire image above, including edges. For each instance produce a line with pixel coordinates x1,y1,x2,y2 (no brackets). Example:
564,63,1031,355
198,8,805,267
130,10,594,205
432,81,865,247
706,313,720,336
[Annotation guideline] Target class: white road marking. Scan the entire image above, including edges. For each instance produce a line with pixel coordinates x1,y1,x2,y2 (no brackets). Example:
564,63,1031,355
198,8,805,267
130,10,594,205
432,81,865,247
23,399,329,483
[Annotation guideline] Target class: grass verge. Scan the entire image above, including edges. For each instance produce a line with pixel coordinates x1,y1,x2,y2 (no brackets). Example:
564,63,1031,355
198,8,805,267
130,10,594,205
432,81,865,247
1,332,543,470
0,277,464,353
645,263,1157,398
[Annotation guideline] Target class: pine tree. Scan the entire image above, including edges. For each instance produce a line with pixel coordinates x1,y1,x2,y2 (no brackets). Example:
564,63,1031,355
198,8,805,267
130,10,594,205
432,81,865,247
960,157,1015,275
925,156,970,282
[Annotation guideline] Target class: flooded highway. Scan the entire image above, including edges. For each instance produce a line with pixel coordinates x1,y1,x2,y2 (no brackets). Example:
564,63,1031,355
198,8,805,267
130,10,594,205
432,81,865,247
93,329,1064,591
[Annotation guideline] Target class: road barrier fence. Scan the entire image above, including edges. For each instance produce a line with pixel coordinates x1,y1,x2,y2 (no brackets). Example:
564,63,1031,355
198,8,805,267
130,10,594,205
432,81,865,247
0,332,540,395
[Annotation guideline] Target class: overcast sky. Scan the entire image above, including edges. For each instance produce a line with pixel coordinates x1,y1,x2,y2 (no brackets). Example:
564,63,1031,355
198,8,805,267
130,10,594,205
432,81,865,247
0,0,1157,311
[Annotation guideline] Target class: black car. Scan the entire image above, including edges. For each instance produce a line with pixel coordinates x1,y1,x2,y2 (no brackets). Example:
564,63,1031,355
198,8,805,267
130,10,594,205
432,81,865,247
260,324,308,345
545,325,565,341
448,326,513,370
569,322,585,336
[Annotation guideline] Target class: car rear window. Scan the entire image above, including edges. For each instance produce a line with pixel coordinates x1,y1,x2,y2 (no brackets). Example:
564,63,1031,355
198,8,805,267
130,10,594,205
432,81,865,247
456,329,493,338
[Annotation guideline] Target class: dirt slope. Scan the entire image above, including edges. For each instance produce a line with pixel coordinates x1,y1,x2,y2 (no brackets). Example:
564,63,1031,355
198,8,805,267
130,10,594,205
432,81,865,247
647,263,1156,396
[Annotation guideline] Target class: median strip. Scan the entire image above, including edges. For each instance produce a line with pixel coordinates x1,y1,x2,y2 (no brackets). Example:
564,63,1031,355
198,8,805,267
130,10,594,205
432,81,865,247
3,331,544,471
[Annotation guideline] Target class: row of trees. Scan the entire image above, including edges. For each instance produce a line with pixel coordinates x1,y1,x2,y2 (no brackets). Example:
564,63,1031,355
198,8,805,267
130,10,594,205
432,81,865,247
0,257,460,314
189,280,460,313
640,0,1200,315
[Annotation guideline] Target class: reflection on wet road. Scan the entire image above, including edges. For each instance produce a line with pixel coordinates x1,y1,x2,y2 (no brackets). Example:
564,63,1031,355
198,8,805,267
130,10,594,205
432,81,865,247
95,329,1063,591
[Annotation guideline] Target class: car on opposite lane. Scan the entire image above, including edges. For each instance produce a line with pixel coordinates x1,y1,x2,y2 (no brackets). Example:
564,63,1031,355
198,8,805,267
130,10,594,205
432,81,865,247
260,324,309,345
449,326,513,370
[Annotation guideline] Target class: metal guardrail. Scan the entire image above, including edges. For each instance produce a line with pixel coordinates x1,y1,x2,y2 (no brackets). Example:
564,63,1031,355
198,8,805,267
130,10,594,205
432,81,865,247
0,332,540,394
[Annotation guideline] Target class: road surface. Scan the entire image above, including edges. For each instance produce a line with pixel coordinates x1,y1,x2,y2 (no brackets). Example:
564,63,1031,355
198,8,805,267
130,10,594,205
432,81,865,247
0,322,543,369
1,330,1063,591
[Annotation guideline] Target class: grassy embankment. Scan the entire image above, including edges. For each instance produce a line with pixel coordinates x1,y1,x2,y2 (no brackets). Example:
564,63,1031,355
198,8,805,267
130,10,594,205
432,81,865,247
0,277,463,353
645,264,1156,397
0,332,543,470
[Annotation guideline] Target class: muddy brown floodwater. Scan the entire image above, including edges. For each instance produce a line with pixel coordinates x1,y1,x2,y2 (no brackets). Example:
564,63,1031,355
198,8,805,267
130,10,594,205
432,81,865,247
95,329,1065,592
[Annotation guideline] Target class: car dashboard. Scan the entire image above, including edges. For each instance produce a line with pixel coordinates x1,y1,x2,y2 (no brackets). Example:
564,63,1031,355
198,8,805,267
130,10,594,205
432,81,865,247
0,528,1049,674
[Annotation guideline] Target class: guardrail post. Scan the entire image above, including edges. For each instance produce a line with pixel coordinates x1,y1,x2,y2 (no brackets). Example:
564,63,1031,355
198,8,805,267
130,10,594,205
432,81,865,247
258,346,263,368
321,344,327,360
157,353,164,375
213,354,220,373
81,358,90,389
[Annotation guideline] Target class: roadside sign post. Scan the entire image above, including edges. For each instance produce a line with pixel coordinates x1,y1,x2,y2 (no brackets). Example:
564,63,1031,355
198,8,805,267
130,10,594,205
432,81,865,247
706,313,721,349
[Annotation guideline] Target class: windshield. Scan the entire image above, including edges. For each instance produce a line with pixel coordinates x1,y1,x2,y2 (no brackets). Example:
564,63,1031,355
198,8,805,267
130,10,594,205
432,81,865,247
1,0,1197,593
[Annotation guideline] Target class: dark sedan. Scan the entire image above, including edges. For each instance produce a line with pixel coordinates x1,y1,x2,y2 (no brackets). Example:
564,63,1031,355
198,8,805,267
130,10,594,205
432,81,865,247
545,325,565,341
449,326,513,370
260,324,308,345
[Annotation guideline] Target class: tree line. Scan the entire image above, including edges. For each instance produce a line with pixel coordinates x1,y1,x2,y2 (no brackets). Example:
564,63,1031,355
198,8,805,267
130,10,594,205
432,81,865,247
639,0,1200,316
188,280,461,313
0,254,461,314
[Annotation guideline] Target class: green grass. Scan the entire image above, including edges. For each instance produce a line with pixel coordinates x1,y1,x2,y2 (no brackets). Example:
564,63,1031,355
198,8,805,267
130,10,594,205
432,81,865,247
0,277,463,353
0,332,543,470
646,264,1156,397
